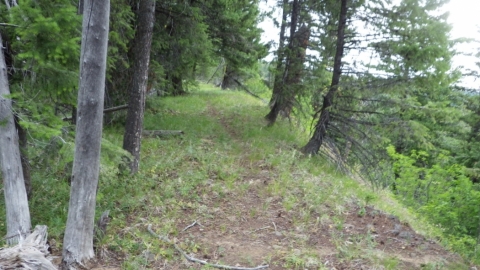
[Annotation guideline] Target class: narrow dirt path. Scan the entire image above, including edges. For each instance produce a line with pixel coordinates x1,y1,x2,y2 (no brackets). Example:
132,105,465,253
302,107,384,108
153,103,468,269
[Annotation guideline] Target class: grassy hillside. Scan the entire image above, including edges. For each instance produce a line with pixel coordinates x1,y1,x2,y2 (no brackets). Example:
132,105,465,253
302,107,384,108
0,84,472,269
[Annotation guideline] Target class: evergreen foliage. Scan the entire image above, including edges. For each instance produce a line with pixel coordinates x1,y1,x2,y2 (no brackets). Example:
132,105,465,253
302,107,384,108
1,0,80,140
1,0,480,265
204,0,268,89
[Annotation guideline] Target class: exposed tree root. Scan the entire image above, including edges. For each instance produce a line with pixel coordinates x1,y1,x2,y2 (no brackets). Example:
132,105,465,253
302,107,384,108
0,225,57,270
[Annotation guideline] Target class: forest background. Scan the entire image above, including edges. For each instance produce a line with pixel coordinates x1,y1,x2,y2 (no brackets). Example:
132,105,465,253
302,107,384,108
1,0,480,268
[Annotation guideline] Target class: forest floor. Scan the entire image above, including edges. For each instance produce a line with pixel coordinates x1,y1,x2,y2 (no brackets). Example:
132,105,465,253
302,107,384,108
47,85,473,269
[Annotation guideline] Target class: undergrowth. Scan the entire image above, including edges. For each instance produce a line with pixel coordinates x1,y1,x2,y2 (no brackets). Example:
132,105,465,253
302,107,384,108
0,83,473,269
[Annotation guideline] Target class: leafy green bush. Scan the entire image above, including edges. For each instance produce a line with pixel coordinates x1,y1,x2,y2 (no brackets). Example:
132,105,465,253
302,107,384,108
387,145,480,261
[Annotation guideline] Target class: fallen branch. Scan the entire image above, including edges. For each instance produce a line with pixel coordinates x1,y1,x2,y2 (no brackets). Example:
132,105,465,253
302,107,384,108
147,224,269,270
0,225,57,270
0,23,19,27
207,58,225,84
142,130,184,138
250,226,270,234
233,79,267,104
182,220,203,232
103,104,128,113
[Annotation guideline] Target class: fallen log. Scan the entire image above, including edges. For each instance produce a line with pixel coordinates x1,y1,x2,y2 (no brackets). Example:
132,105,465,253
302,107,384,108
0,225,57,270
142,130,184,138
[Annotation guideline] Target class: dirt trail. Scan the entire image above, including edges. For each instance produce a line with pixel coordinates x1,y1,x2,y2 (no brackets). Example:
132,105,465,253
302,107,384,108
141,104,467,270
81,103,471,270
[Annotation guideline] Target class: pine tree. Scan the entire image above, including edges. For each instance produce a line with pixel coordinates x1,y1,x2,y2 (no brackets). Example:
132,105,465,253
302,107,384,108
204,0,267,89
266,0,313,124
368,0,458,154
302,0,349,155
152,0,213,95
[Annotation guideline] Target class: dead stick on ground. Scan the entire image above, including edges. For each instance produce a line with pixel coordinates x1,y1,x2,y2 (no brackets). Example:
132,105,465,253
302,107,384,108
148,224,269,270
182,220,198,232
250,226,270,234
142,130,184,138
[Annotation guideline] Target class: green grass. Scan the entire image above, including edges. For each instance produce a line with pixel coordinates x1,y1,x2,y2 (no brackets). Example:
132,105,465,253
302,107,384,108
0,83,472,269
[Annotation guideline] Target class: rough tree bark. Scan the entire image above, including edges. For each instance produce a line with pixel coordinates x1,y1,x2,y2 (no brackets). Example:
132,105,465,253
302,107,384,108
61,0,110,268
123,0,156,174
302,0,348,155
0,33,31,245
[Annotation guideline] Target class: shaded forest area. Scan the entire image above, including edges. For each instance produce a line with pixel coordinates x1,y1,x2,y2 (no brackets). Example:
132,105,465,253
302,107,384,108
1,0,480,268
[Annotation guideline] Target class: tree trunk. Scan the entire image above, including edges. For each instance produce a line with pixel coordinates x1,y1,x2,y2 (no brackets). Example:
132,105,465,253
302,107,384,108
170,74,185,95
274,24,310,120
221,65,237,89
61,0,110,268
266,0,301,124
289,0,300,39
302,0,348,155
14,115,32,199
123,0,156,174
0,33,31,245
270,0,289,97
267,0,289,107
71,105,76,125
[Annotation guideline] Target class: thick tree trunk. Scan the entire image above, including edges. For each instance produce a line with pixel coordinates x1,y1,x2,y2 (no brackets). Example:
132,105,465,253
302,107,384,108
123,0,156,174
0,33,31,245
302,0,348,155
61,0,110,268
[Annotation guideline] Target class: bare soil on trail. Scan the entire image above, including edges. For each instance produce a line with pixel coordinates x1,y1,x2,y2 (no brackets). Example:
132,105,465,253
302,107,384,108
155,184,464,270
137,104,467,270
51,102,471,270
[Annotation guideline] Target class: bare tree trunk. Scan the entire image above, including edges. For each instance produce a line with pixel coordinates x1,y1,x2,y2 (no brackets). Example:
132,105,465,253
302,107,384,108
14,115,32,199
302,0,348,155
123,0,156,174
61,0,110,268
0,33,31,245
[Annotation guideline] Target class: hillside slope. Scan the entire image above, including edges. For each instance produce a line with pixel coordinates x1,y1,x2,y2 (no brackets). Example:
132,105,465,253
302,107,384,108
53,85,470,269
